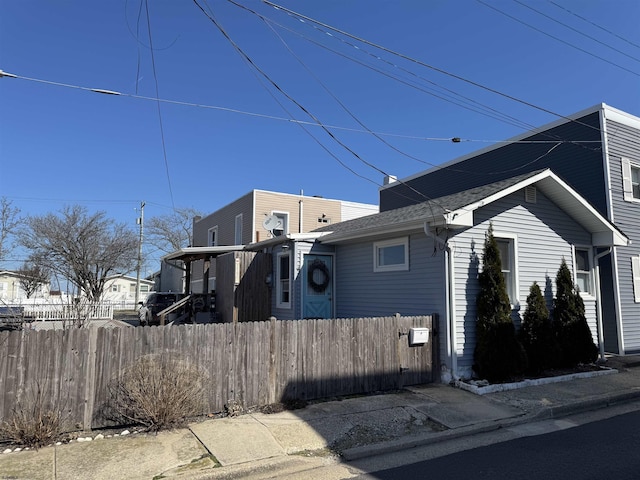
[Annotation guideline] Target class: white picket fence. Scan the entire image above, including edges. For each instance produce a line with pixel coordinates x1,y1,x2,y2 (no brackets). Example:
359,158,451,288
18,303,114,321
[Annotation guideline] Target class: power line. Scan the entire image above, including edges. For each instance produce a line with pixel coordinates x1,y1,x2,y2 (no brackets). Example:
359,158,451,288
512,0,640,64
0,70,603,146
476,0,640,77
547,0,640,51
261,0,617,132
144,0,176,212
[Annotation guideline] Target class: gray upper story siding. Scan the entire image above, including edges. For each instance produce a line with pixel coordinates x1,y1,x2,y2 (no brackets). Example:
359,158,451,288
605,118,640,353
380,111,607,215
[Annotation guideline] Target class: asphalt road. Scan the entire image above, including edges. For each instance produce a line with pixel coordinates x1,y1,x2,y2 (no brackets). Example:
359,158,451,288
355,409,640,480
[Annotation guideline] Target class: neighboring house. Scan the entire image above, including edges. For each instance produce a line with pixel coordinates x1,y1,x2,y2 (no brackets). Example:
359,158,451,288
379,103,640,356
246,169,627,381
0,270,50,301
102,275,154,304
185,189,377,294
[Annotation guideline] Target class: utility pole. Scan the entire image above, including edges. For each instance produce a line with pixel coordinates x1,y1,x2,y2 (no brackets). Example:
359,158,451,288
134,201,145,307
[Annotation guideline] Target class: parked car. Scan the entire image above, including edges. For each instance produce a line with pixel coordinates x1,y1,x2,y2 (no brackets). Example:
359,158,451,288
138,292,185,326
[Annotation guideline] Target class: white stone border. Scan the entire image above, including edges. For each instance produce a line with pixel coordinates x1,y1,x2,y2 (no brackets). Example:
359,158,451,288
455,368,618,395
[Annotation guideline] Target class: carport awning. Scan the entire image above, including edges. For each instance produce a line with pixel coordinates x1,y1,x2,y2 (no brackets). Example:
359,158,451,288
163,246,245,263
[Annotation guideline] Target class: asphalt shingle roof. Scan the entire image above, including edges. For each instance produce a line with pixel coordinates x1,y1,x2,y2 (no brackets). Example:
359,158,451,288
316,170,547,241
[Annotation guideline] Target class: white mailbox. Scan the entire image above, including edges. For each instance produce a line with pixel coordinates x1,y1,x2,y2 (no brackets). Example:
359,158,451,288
409,327,429,346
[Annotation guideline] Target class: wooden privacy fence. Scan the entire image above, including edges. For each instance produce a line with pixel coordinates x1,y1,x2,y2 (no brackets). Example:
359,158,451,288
0,314,437,431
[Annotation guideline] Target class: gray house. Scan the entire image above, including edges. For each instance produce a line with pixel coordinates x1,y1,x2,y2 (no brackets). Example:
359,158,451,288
248,169,627,381
379,104,640,357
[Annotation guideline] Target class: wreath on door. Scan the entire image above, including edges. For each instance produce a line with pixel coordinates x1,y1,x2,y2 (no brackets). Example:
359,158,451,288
307,259,330,293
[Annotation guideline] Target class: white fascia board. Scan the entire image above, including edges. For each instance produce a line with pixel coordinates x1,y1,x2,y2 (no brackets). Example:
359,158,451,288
319,221,425,244
247,232,328,250
535,172,630,246
602,104,640,129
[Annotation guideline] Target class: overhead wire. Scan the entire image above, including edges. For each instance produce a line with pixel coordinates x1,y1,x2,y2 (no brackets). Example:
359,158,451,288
1,71,604,147
143,0,176,211
192,0,446,208
262,0,615,134
476,0,640,77
547,0,640,51
512,0,640,64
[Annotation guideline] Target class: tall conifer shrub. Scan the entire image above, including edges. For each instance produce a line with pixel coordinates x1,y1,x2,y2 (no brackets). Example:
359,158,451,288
520,282,561,373
553,258,598,366
474,224,527,381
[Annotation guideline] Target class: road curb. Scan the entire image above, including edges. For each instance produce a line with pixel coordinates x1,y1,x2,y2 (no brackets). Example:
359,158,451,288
341,388,640,462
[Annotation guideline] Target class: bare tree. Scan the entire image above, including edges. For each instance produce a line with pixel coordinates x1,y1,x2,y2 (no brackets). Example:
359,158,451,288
17,260,50,299
0,197,21,266
146,207,203,255
19,205,138,302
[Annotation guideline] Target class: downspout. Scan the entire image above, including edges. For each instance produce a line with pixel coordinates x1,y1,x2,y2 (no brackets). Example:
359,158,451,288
594,247,612,363
424,222,458,382
299,189,304,233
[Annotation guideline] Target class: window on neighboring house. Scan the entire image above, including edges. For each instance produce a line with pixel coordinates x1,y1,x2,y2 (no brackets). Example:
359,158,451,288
129,283,136,294
574,247,593,295
112,285,119,292
272,212,289,237
495,237,517,304
622,157,640,201
208,226,218,246
140,285,149,293
277,252,291,308
235,214,243,245
632,255,640,303
374,237,409,272
318,215,331,225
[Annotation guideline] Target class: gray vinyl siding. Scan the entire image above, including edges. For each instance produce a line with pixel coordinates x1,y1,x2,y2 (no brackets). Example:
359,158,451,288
606,119,640,353
451,189,595,377
333,232,446,319
381,112,606,216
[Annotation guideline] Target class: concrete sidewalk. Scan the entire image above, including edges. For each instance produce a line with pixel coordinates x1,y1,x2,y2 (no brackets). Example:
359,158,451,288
2,355,639,480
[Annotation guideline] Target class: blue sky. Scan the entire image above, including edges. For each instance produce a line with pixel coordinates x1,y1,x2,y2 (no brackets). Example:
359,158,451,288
1,0,639,273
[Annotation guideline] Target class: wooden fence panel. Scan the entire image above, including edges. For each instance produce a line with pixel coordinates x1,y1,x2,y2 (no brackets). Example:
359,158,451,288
0,314,436,431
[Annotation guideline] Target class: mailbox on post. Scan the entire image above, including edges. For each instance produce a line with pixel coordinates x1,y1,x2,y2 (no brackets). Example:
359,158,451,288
408,327,429,346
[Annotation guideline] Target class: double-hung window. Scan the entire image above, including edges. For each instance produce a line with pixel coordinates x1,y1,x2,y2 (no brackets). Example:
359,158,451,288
574,247,593,295
277,252,291,308
208,226,218,246
373,237,409,272
632,255,640,303
622,158,640,202
495,235,518,305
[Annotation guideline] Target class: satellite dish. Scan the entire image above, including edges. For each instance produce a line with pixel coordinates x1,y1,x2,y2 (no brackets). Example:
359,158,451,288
263,214,282,233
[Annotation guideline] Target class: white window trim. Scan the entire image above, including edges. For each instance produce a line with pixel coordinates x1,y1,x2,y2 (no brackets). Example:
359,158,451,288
235,214,243,245
632,255,640,303
276,251,292,309
208,226,218,247
271,210,289,237
373,237,409,272
493,232,520,307
621,157,640,202
573,245,595,298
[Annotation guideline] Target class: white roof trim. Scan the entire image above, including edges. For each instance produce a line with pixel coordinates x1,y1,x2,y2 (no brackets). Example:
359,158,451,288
447,169,629,246
163,245,245,262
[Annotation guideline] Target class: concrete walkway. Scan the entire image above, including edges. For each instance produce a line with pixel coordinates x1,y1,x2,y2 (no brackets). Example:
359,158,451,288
2,355,639,480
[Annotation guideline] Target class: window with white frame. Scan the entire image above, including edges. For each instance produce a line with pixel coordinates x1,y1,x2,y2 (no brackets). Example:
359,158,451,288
574,247,593,295
277,252,291,308
235,214,243,245
272,212,289,237
632,255,640,303
622,157,640,201
129,283,136,294
208,226,218,246
495,237,517,304
140,285,149,293
374,237,409,272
